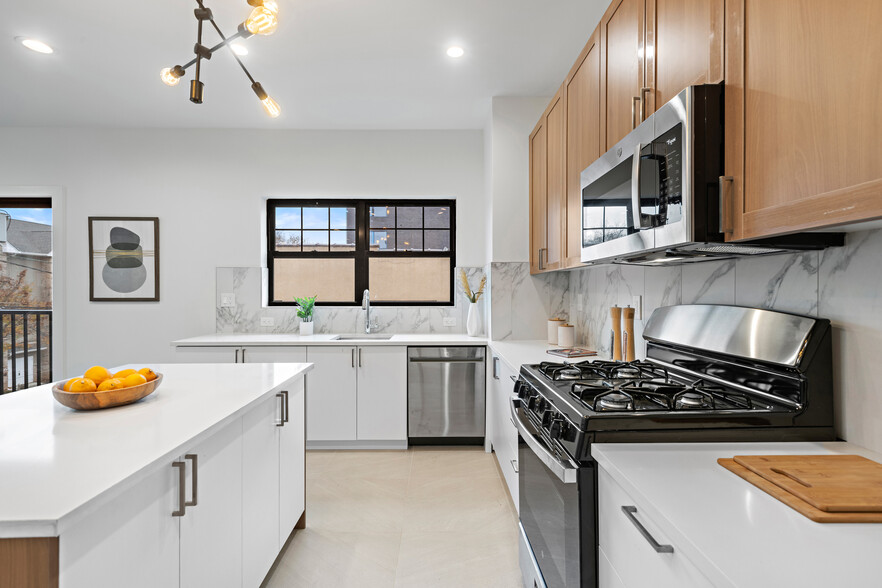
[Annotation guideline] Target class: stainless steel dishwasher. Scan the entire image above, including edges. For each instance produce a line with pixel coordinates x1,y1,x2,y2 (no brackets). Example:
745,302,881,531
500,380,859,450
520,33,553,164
407,346,486,444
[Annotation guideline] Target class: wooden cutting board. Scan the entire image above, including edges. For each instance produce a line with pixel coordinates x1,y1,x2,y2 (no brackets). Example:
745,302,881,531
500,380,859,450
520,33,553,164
732,455,882,513
718,459,882,523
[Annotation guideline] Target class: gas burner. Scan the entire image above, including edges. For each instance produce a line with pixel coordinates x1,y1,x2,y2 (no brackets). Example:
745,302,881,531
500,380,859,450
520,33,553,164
608,361,669,381
674,390,714,409
595,391,634,411
557,368,587,381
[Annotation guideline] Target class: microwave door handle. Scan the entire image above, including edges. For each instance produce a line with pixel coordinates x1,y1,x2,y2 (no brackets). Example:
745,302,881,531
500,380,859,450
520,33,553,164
631,143,650,229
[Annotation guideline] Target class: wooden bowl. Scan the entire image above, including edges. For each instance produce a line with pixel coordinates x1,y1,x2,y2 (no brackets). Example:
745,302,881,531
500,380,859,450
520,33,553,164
52,374,163,410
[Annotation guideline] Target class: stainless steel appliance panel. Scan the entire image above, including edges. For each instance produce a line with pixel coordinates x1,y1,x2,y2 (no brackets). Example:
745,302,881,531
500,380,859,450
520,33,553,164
407,346,485,439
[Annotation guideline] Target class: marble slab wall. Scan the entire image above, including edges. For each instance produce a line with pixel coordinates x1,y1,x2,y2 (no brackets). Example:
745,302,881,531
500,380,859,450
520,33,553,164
216,266,488,336
488,262,570,341
567,227,882,453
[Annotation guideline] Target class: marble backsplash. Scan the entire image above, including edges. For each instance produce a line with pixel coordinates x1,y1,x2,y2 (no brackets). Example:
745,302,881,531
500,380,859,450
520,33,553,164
216,266,489,336
488,262,570,341
567,227,882,454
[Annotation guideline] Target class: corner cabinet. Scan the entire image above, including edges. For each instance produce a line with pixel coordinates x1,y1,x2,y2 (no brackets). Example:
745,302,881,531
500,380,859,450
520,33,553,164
724,0,882,240
530,85,566,274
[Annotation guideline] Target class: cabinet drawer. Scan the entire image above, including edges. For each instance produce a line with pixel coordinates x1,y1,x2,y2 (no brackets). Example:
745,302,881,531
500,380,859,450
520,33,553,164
598,546,627,588
494,433,519,511
598,468,711,588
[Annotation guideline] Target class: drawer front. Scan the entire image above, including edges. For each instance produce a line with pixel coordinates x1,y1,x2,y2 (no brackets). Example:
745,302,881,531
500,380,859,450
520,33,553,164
598,546,627,588
598,468,712,588
495,433,519,510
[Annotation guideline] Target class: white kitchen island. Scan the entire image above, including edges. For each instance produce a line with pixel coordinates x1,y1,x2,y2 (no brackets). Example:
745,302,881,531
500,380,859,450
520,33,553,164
0,362,311,588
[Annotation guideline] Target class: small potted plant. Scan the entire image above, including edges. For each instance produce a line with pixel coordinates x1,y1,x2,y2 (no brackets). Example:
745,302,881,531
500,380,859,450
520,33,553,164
295,295,317,336
459,270,486,337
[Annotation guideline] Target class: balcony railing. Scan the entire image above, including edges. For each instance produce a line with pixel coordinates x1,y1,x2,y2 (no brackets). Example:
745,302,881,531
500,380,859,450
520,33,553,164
1,310,52,394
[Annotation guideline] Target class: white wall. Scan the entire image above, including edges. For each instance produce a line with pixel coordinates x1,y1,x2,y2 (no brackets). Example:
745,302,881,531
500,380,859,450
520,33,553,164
0,128,484,376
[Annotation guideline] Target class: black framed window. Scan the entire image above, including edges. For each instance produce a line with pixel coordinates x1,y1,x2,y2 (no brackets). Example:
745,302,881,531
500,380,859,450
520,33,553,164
582,200,631,248
268,199,455,306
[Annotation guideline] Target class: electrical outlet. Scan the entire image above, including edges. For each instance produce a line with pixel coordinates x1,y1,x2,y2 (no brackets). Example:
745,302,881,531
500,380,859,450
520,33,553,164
220,293,236,308
443,317,456,327
260,316,275,327
632,295,643,320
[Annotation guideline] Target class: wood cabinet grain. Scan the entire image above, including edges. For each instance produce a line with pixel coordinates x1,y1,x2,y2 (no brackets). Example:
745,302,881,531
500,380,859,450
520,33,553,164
600,0,646,150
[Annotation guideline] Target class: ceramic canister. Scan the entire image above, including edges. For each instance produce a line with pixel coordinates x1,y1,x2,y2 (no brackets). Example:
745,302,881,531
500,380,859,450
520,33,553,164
547,318,566,344
558,324,575,348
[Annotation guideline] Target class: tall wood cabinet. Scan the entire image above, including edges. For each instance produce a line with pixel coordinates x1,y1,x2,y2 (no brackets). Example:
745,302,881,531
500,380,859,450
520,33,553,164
600,0,647,151
529,85,566,274
724,0,882,240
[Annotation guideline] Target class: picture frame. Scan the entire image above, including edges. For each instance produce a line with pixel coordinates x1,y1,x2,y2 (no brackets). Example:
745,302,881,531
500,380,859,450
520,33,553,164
88,217,160,302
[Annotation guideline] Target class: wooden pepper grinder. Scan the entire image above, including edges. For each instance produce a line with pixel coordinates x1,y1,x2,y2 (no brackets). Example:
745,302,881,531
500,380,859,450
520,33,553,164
623,307,636,362
610,306,623,361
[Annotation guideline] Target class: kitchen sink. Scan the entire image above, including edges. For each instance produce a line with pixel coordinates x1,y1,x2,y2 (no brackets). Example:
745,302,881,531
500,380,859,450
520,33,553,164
332,334,394,341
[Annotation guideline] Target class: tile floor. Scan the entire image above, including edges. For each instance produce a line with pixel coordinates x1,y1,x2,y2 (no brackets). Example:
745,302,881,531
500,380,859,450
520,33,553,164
265,447,522,588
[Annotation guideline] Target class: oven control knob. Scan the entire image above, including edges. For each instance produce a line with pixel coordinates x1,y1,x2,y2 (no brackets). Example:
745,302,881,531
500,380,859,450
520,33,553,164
527,395,538,410
516,381,530,399
549,417,567,440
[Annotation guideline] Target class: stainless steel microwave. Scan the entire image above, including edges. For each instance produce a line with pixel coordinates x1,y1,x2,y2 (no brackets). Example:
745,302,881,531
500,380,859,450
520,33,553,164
580,84,724,265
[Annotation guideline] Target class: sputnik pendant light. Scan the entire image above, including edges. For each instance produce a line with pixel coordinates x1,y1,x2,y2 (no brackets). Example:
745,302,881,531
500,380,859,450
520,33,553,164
161,0,281,118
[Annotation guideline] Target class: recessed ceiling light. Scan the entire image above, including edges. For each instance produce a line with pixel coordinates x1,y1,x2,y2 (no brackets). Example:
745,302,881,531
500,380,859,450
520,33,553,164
446,46,465,58
16,37,54,54
231,43,248,56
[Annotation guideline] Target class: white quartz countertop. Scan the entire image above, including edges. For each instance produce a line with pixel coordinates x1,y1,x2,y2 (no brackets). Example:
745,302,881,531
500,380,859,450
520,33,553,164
488,340,562,371
0,362,311,538
593,442,882,587
172,333,488,347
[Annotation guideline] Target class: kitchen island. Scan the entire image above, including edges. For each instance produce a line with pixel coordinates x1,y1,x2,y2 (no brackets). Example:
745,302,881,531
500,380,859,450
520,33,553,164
0,362,311,588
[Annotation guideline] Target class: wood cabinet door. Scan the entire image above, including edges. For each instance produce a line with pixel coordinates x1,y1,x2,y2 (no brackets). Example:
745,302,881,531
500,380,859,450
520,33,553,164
529,119,547,274
564,30,602,268
305,346,357,441
600,0,647,150
279,379,306,546
179,420,243,588
356,346,407,441
644,0,723,115
545,87,566,272
242,393,281,588
725,0,882,240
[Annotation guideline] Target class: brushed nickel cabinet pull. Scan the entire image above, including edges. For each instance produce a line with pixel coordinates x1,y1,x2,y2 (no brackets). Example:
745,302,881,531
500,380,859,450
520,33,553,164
510,459,519,474
282,390,289,424
632,96,641,129
538,248,547,271
235,349,240,363
276,392,285,427
185,454,198,507
622,506,674,553
172,461,186,517
719,176,735,234
358,348,363,368
241,348,246,363
492,357,500,380
351,348,355,368
640,86,652,120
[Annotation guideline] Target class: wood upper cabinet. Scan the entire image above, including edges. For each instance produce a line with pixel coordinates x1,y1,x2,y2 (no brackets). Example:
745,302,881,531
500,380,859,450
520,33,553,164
600,0,647,151
529,85,566,274
564,30,602,268
725,0,882,240
643,0,724,115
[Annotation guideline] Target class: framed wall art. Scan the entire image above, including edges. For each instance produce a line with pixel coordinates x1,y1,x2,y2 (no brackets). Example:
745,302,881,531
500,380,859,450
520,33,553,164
88,217,160,302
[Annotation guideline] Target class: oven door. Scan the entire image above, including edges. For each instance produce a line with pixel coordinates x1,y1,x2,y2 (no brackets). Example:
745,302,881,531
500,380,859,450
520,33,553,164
511,398,595,588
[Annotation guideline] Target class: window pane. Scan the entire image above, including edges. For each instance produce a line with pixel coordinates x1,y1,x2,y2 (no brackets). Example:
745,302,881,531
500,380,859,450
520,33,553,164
369,257,450,303
370,206,395,228
583,229,604,247
303,230,329,252
330,230,356,251
424,206,450,228
424,230,450,251
606,206,629,227
275,230,301,252
396,206,422,228
369,230,395,251
274,258,355,303
275,208,301,229
330,207,355,230
397,230,423,251
583,206,604,228
302,207,329,229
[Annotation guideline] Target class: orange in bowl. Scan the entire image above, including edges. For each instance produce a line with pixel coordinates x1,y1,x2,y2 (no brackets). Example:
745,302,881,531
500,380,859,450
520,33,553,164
97,378,124,392
113,368,137,379
138,368,157,382
84,366,112,386
69,378,97,393
122,373,147,388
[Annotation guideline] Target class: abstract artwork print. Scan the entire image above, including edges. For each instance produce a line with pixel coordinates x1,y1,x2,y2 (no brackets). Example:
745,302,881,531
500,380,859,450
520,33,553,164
89,217,160,301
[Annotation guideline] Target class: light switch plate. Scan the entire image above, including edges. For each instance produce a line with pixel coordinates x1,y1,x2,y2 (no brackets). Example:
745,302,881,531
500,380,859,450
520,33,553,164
443,317,456,327
220,293,236,308
260,316,275,327
632,295,643,320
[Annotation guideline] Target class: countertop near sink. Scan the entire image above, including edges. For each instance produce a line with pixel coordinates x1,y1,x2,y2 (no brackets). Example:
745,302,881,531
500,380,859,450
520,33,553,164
172,333,489,347
593,442,882,587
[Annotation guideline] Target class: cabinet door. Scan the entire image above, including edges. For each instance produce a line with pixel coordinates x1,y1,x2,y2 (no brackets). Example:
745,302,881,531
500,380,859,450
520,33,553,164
643,0,723,115
564,30,602,268
240,346,307,364
279,379,306,546
179,421,243,588
544,87,566,272
305,346,357,441
174,346,239,363
242,393,282,587
356,346,407,441
529,119,548,274
725,0,882,240
60,465,180,588
601,0,647,150
494,358,519,510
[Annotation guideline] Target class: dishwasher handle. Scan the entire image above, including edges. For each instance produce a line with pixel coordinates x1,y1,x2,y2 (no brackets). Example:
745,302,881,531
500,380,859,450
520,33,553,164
408,357,485,363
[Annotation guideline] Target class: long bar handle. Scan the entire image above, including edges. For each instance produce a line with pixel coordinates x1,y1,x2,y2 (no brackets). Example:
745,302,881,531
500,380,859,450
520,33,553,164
538,248,546,271
621,506,674,553
276,392,285,427
358,348,363,368
172,461,186,517
510,459,519,474
282,390,289,424
632,96,641,129
719,176,735,235
241,348,246,363
640,86,653,120
351,348,355,368
235,348,240,363
492,356,500,380
184,454,198,507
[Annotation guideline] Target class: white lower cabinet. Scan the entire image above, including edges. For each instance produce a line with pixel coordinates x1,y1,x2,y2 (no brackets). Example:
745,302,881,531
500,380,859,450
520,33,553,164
356,346,407,441
488,353,518,510
306,346,358,441
241,346,307,364
175,346,306,364
598,467,712,588
279,380,306,545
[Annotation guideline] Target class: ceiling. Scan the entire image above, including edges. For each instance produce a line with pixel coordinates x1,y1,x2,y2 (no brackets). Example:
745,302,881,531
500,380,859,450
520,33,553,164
0,0,609,129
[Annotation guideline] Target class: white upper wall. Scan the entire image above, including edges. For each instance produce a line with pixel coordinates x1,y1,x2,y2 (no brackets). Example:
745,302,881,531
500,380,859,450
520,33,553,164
0,127,484,375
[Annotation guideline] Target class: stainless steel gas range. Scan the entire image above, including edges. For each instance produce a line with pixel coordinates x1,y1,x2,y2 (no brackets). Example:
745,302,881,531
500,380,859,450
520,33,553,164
512,304,835,588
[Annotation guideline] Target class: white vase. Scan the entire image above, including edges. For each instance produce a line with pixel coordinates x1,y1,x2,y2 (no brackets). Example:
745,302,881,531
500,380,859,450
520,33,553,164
299,321,314,336
466,302,479,337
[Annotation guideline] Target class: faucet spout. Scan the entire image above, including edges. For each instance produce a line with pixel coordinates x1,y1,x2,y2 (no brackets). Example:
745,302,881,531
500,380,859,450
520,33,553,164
362,289,371,334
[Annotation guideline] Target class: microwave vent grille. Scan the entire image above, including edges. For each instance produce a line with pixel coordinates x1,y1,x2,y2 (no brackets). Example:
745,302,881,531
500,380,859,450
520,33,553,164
687,244,788,256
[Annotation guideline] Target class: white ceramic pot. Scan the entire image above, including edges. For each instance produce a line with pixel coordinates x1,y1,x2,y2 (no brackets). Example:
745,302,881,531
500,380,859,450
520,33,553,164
466,302,479,337
299,321,314,336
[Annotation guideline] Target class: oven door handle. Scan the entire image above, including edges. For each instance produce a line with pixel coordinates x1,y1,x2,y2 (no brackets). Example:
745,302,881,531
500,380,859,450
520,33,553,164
510,396,578,484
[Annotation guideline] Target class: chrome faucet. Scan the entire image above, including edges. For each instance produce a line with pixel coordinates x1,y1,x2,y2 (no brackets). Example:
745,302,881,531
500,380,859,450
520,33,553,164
362,289,377,334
